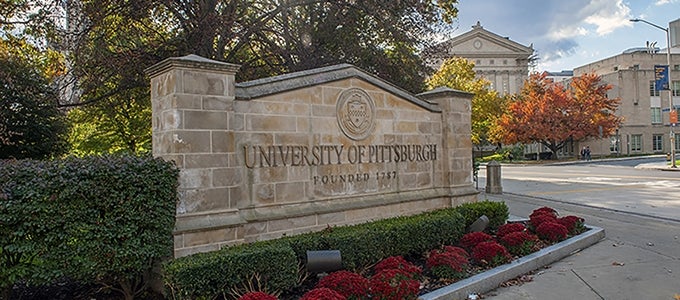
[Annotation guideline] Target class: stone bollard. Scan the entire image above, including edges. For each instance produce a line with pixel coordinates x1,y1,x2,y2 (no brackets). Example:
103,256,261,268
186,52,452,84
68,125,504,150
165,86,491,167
485,161,502,194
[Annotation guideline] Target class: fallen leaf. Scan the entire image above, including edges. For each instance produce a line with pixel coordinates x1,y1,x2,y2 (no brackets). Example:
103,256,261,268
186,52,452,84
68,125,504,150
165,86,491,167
612,261,625,266
674,293,680,300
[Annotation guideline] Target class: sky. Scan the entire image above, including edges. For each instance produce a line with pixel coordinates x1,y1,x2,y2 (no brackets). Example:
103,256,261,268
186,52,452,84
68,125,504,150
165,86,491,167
451,0,680,72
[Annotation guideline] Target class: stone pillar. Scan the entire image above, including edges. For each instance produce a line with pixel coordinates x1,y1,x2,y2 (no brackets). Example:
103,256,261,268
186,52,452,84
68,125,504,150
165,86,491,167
418,87,477,204
485,161,502,194
146,54,244,257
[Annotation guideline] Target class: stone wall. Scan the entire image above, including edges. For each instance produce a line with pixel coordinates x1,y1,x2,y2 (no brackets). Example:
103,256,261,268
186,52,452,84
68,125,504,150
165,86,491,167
147,55,477,257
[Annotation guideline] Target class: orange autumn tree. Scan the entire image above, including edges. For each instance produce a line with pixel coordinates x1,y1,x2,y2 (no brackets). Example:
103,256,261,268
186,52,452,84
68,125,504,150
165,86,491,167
491,72,622,159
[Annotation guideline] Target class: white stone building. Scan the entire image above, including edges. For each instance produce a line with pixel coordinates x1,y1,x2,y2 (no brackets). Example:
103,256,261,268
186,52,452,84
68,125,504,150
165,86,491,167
429,21,535,96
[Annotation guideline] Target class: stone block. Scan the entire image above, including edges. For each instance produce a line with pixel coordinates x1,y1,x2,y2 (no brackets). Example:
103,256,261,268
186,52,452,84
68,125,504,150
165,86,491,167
268,215,317,232
203,96,233,110
275,182,306,203
185,154,229,169
211,131,235,153
184,110,229,130
246,115,297,132
182,70,229,96
212,167,243,187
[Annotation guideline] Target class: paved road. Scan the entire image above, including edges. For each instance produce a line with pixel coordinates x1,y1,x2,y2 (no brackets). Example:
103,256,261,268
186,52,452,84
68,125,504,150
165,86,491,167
479,158,680,222
476,158,680,300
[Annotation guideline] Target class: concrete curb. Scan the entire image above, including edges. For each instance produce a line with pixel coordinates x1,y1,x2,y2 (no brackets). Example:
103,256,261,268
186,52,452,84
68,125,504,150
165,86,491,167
419,225,606,300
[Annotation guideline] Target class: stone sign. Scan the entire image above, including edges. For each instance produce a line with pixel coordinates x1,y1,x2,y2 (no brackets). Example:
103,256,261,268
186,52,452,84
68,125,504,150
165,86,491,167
146,54,477,257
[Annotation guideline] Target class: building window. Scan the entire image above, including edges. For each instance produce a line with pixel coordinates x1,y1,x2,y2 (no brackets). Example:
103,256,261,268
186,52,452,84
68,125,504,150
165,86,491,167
676,135,680,151
476,59,481,65
673,81,680,97
489,59,494,65
650,81,660,96
651,107,662,124
652,134,663,152
503,60,508,65
631,134,642,152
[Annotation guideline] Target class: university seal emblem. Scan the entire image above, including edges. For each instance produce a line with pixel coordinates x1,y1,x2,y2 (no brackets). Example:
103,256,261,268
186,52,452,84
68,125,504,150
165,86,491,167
336,88,376,140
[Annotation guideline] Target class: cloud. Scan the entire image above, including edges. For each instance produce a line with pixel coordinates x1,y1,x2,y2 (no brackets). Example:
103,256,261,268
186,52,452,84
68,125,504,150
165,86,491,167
539,39,579,62
581,0,632,35
655,0,677,5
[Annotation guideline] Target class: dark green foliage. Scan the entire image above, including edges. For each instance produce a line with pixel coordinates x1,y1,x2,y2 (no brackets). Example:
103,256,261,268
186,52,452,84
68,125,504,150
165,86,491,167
163,242,299,300
0,52,68,159
283,208,466,271
457,201,509,231
0,155,178,299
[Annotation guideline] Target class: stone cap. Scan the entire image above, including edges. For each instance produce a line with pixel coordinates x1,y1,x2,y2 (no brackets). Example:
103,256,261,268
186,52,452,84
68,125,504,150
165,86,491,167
235,63,442,112
145,54,241,78
417,86,473,100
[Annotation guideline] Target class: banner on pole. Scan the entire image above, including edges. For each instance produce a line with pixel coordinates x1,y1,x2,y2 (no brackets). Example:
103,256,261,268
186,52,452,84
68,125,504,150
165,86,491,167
654,65,669,91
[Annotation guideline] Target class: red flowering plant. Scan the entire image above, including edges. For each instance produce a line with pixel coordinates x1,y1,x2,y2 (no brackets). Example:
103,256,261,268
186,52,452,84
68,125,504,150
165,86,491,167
369,269,420,300
316,271,369,300
441,246,469,258
471,241,512,267
495,223,526,238
426,248,470,280
530,206,558,217
373,256,422,278
535,221,569,242
529,213,558,231
499,231,539,256
458,232,494,251
558,215,586,235
300,287,347,300
238,291,278,300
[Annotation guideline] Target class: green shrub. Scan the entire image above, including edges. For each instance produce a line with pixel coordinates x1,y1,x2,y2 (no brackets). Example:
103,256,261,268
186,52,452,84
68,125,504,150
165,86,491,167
163,242,298,300
457,201,509,231
0,155,178,299
283,208,466,271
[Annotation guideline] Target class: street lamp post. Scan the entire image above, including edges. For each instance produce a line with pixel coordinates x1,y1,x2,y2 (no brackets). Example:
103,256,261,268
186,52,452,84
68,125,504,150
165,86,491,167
630,18,676,168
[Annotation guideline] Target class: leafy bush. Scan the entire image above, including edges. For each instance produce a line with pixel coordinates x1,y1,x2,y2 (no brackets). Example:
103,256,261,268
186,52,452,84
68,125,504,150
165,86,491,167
284,208,466,271
457,201,509,231
0,155,178,299
163,242,298,300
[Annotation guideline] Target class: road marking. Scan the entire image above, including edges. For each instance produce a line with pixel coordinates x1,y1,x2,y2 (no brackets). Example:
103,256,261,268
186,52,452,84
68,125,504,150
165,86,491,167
526,185,644,196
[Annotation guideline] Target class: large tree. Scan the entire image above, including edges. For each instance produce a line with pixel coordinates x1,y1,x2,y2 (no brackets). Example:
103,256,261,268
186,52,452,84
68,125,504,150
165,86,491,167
12,0,459,154
491,72,622,159
0,37,69,159
426,57,506,147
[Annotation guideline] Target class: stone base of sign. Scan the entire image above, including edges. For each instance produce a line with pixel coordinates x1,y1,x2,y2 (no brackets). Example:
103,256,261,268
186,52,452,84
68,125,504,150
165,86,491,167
147,55,477,257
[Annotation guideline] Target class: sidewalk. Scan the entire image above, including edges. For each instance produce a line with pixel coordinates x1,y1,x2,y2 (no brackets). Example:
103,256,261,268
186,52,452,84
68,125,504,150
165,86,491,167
479,192,680,300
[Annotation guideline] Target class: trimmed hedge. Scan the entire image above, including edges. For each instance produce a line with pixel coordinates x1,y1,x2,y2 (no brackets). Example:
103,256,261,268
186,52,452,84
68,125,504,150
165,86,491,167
0,155,178,299
163,207,477,297
457,200,509,231
163,242,299,300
